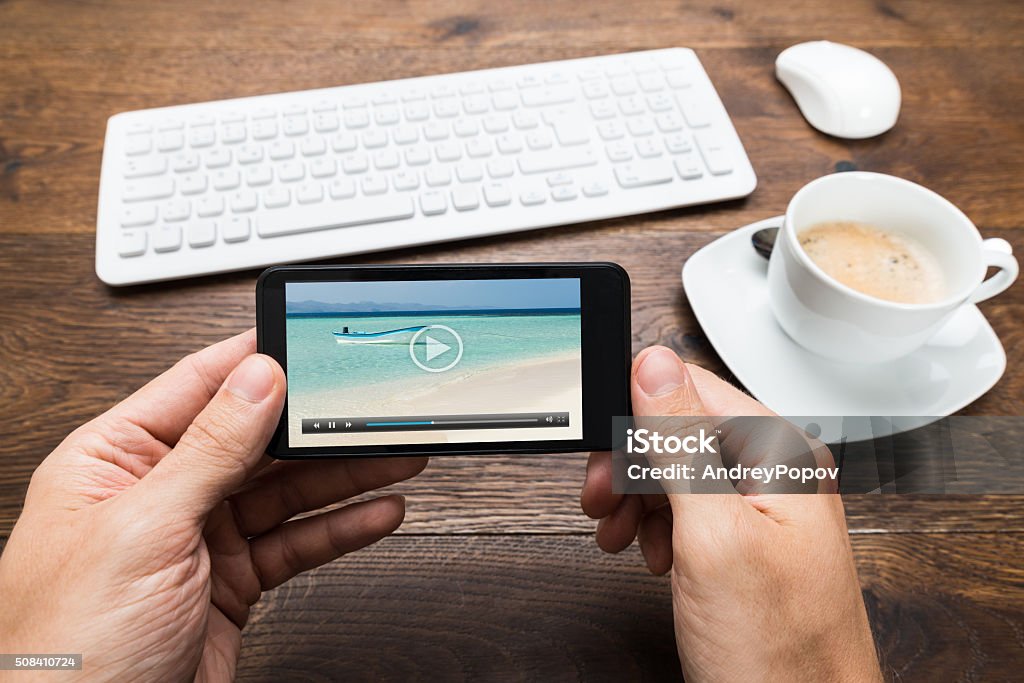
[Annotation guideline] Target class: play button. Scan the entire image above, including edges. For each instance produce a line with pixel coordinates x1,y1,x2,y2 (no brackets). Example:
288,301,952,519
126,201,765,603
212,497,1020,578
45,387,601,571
425,335,451,362
409,324,463,373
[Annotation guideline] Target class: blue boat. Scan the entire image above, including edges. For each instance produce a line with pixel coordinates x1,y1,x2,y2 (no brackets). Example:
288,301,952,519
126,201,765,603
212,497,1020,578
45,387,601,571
332,325,426,345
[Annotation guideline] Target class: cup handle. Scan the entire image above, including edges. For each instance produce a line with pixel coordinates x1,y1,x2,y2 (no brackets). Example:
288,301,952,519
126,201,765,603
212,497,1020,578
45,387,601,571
968,238,1019,304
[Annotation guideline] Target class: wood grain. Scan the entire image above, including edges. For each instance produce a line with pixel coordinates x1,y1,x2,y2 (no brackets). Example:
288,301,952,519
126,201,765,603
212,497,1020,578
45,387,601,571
2,1,1024,679
232,533,1024,682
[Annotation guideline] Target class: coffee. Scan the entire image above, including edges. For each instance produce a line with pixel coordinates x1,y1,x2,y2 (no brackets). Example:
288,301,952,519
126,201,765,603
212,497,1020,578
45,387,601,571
797,221,946,304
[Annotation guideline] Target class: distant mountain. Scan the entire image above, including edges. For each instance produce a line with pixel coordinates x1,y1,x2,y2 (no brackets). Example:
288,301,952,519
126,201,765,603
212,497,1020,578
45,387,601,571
286,300,497,314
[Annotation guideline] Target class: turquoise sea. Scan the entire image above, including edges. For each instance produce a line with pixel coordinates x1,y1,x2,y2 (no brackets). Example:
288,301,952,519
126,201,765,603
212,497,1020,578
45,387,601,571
285,312,582,398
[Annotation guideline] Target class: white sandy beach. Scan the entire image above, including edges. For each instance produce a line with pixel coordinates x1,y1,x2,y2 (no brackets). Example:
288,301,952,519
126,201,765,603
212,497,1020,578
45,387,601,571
288,351,583,446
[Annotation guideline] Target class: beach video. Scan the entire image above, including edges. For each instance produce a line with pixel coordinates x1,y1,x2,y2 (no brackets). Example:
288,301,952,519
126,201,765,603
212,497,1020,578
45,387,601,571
284,278,583,447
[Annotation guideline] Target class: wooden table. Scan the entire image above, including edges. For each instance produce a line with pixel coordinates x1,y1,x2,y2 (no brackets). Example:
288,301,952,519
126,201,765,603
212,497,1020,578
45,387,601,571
2,0,1023,679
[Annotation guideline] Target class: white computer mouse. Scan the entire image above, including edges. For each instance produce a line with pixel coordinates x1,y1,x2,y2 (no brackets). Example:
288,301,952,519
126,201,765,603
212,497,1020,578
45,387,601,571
775,40,901,139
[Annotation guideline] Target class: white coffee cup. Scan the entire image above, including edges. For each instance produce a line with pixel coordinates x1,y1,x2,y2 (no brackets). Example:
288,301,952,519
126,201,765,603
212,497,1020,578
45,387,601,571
767,172,1018,364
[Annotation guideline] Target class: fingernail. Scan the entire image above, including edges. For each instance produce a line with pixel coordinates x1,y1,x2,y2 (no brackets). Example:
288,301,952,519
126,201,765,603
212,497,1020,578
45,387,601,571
226,355,276,403
637,347,687,396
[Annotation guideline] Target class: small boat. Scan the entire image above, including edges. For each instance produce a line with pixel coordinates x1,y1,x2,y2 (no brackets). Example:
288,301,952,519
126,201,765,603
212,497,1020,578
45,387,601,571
332,325,426,344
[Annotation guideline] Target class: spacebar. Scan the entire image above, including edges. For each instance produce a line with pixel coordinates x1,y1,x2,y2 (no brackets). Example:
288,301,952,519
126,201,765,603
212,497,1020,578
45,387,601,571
257,196,416,238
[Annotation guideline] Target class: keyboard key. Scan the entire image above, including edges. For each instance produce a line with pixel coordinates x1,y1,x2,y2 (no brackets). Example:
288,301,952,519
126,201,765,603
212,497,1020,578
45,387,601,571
424,122,449,141
433,100,460,118
589,101,617,120
392,126,419,145
606,142,633,162
331,132,358,152
297,182,325,203
420,191,447,215
269,140,295,160
223,216,251,243
491,92,519,111
205,148,232,169
518,146,598,174
454,119,479,137
213,168,241,190
627,118,654,137
197,195,226,217
582,81,609,99
695,133,733,175
162,199,191,221
520,189,547,206
552,185,578,201
373,149,400,170
120,204,158,227
222,123,247,144
425,167,452,187
679,98,711,128
237,144,264,164
157,118,184,131
553,121,590,146
189,126,216,148
314,113,340,133
343,109,370,129
463,95,489,114
361,175,387,195
313,100,337,112
404,102,430,122
665,69,692,89
277,162,305,182
246,166,273,187
435,142,461,162
656,113,684,132
466,138,492,158
547,172,573,186
486,158,514,178
639,74,666,92
155,132,184,153
452,186,479,211
258,195,416,237
179,173,207,195
521,87,573,107
618,96,644,116
374,105,401,125
483,114,509,133
230,189,258,212
674,154,704,179
664,133,693,154
118,229,147,257
251,120,278,140
125,134,153,155
512,111,539,130
610,77,637,96
363,129,388,149
263,187,291,208
614,160,674,188
342,153,369,174
525,130,553,150
301,137,327,156
456,162,483,182
123,177,174,202
187,221,217,248
123,156,168,178
392,170,420,191
405,146,431,166
309,158,337,178
153,225,183,253
328,177,356,199
635,139,663,158
171,152,200,172
483,183,512,207
582,180,609,197
647,93,675,112
496,133,523,154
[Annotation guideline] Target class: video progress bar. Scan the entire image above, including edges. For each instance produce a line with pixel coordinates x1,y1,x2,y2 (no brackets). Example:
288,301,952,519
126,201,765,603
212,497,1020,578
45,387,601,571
301,412,570,434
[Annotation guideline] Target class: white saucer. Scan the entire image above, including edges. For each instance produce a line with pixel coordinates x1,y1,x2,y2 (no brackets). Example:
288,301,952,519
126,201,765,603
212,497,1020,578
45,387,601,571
681,218,1006,442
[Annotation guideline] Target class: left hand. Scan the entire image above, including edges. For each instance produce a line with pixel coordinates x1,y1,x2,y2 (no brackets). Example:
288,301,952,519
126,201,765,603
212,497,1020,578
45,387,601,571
0,329,426,681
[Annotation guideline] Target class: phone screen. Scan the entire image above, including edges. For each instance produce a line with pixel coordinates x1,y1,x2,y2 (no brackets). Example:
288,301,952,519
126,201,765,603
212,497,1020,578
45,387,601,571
284,278,583,447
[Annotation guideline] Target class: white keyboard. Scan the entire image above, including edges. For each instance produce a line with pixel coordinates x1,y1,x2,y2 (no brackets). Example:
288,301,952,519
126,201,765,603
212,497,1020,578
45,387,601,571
97,49,756,285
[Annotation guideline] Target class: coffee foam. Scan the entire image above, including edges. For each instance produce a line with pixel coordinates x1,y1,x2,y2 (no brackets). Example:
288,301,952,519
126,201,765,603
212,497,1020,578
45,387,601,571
798,221,947,304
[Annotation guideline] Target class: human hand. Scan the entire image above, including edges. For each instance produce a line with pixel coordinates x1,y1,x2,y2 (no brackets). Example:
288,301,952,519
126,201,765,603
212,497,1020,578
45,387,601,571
0,329,426,682
581,346,880,682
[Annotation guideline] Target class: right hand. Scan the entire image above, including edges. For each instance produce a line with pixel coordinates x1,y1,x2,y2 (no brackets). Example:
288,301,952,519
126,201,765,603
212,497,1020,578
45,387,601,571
581,346,881,682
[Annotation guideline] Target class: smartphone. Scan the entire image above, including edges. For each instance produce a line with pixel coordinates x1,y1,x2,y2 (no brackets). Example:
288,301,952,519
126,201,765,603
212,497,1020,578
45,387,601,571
256,263,630,458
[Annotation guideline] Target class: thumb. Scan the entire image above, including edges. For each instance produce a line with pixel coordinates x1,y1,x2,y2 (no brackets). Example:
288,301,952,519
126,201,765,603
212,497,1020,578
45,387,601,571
135,353,286,522
631,347,743,510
